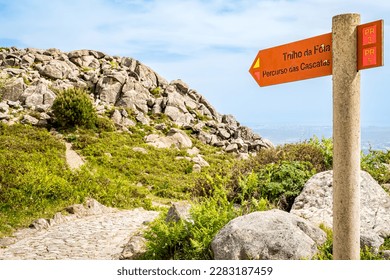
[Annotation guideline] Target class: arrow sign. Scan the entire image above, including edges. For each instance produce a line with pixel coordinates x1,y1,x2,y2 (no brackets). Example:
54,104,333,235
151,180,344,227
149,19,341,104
249,33,332,87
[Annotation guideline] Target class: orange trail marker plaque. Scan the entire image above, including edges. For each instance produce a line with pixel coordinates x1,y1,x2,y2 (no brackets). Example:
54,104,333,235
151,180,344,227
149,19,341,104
357,20,384,70
249,33,332,87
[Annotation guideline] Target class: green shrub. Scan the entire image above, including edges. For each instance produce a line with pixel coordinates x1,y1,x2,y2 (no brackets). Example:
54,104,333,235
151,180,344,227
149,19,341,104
313,224,387,260
231,160,315,211
141,172,272,260
254,141,330,172
313,224,333,260
52,87,97,129
308,136,333,170
149,87,163,97
361,149,390,185
141,181,239,260
257,161,316,210
95,116,116,132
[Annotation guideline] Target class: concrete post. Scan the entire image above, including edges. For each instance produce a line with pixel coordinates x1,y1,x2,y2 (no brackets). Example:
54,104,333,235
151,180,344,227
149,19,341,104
332,13,361,260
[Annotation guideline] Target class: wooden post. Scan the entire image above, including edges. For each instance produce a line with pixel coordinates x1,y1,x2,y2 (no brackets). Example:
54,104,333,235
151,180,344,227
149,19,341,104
332,13,361,260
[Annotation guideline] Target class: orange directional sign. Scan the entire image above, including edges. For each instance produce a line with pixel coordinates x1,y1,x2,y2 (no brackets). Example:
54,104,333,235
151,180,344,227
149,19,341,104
249,33,332,87
357,20,384,70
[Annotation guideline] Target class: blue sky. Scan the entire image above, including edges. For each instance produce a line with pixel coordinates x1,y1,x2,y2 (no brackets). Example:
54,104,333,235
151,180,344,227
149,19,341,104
0,0,389,127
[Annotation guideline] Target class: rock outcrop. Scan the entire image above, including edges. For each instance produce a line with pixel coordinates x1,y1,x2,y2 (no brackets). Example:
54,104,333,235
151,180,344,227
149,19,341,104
211,209,326,260
0,47,273,155
291,170,390,251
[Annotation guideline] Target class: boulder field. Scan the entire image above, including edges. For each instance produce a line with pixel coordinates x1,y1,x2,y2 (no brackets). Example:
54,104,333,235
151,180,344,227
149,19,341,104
0,47,273,156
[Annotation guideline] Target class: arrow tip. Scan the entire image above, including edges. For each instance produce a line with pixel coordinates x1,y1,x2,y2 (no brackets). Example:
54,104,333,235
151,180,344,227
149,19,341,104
253,58,260,69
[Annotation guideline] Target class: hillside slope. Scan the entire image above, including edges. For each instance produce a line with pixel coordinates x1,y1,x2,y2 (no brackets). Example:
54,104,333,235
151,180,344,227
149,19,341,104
0,46,273,237
0,47,272,155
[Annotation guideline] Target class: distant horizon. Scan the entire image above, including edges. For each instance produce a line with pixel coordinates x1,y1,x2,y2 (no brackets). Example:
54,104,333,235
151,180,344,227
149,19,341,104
248,123,390,151
243,122,390,128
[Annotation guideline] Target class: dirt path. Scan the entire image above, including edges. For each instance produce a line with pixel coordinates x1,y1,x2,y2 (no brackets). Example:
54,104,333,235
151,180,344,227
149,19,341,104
65,142,85,170
0,200,159,260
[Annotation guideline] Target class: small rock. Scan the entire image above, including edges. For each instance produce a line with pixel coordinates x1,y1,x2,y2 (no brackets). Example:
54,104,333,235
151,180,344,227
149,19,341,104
192,164,202,173
132,147,148,154
383,250,390,260
122,117,136,127
191,155,209,167
187,147,200,156
225,143,239,153
21,115,39,125
171,79,189,94
111,109,122,125
218,128,231,140
155,123,167,131
135,112,150,125
0,102,9,113
7,100,22,108
166,201,192,223
29,218,50,230
120,235,148,260
0,112,9,120
222,114,239,127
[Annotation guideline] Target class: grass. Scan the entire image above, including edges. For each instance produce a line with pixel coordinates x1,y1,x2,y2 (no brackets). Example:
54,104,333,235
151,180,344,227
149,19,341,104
0,124,72,236
0,122,235,237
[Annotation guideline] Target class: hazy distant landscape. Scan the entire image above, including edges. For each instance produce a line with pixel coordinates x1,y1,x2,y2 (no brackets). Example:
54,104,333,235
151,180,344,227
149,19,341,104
251,124,390,152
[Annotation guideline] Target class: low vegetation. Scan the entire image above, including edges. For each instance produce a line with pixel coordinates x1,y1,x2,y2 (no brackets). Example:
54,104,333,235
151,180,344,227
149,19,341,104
313,224,390,260
1,88,389,259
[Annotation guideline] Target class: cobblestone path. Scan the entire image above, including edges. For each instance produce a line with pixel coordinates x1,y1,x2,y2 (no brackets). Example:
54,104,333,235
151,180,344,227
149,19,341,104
0,208,159,260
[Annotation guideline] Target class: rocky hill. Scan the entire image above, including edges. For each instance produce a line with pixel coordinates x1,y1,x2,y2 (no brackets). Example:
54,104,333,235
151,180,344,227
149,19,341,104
0,47,273,155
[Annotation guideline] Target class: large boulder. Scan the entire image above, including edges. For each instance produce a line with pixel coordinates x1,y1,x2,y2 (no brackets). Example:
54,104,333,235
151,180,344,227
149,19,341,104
1,77,26,101
117,78,151,113
40,60,74,80
20,82,56,107
95,71,127,104
211,209,326,260
291,170,390,250
68,50,100,69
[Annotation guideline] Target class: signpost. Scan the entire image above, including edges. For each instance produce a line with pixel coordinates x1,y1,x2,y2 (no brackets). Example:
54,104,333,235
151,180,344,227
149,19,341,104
249,14,384,260
249,33,332,87
249,18,384,86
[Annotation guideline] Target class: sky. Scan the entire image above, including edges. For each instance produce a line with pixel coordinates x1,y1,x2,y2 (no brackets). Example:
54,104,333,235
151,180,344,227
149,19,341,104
0,0,389,127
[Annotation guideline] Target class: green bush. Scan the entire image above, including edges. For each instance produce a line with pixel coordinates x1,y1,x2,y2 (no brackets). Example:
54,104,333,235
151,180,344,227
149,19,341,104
141,179,239,260
313,224,388,260
257,161,315,210
52,87,97,129
253,140,330,172
361,149,390,185
308,136,333,170
95,116,116,132
149,87,163,97
231,160,315,211
141,173,271,260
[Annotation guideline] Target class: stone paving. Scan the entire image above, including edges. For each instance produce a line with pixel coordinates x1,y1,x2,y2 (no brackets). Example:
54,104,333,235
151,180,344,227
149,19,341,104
0,203,159,260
